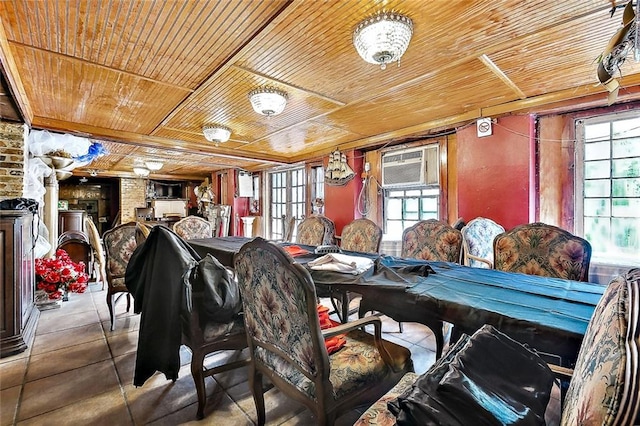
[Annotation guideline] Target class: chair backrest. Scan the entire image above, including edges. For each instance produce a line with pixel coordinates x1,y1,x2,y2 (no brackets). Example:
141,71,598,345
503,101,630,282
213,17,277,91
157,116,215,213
235,237,331,400
173,215,213,239
103,222,141,281
401,219,463,262
84,217,105,264
58,230,89,245
296,215,336,246
493,222,592,281
56,238,92,268
561,268,640,425
282,215,296,242
460,217,505,268
340,218,382,253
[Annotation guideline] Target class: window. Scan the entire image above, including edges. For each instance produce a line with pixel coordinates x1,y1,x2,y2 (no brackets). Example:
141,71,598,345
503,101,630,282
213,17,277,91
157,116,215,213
384,187,439,240
576,112,640,265
268,167,306,240
310,165,324,215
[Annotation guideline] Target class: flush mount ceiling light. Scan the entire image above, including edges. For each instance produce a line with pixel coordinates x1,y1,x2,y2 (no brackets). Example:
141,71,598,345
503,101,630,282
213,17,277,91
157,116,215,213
145,161,163,171
248,87,288,117
353,12,413,70
133,166,150,177
203,124,232,144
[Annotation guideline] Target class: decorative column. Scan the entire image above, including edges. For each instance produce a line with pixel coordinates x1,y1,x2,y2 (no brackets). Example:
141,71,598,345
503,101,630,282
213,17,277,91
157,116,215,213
43,172,59,257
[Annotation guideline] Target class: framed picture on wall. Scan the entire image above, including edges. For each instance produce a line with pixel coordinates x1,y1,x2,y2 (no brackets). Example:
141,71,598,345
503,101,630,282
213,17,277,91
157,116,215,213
58,200,69,210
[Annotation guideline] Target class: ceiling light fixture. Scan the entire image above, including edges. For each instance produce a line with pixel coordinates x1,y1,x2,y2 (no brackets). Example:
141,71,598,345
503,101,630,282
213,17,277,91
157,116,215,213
133,166,150,177
248,87,288,116
145,161,163,171
203,125,232,144
353,12,413,70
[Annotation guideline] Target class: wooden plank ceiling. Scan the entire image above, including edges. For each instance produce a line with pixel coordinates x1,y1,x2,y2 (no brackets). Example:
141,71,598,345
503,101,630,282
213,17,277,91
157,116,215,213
1,0,639,179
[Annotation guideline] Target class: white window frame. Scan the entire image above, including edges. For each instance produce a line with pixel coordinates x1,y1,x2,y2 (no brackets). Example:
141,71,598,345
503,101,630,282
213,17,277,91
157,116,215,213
267,167,306,240
575,110,640,266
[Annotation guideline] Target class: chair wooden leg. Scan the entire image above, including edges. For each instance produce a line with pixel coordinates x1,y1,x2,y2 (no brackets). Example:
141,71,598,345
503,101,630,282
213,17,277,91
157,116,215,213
106,293,115,331
190,350,206,420
249,367,265,426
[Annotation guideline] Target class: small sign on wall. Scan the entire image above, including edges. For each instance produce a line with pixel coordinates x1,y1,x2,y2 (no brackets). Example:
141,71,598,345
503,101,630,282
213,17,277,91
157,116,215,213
477,118,493,137
58,200,69,210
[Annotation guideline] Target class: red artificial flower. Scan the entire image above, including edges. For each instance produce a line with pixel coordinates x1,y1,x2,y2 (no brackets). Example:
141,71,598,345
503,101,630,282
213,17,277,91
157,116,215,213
34,249,89,300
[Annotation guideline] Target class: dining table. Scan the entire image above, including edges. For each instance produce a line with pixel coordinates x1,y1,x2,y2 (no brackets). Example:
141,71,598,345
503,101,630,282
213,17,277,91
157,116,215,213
187,236,605,366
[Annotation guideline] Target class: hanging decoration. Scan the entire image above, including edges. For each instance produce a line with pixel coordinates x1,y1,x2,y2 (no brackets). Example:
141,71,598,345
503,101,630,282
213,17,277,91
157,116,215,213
597,0,637,104
325,150,355,186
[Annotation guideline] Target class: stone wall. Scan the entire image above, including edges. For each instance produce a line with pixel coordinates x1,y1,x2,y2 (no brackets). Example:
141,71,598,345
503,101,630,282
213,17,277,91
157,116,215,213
0,121,25,199
120,178,146,223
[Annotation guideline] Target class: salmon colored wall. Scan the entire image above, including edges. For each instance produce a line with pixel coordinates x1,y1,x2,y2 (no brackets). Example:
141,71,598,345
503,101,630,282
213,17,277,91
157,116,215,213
456,115,534,230
323,149,364,236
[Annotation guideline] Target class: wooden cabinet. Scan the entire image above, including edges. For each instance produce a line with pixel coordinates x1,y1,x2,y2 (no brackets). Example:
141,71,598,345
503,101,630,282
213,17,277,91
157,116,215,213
59,210,86,235
1,210,39,358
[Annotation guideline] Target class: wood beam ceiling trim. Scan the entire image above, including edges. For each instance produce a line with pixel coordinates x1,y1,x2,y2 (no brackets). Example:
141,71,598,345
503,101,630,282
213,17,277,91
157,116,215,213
31,116,290,164
478,54,527,100
151,0,296,133
231,65,346,106
0,20,32,123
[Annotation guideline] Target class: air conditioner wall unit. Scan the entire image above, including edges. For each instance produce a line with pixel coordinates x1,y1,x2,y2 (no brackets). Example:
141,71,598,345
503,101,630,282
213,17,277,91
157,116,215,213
381,146,439,188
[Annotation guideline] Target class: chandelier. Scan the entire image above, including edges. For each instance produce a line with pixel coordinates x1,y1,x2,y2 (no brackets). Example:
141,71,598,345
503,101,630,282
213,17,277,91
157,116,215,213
133,166,150,177
203,125,232,144
353,12,413,70
248,87,288,116
145,161,163,171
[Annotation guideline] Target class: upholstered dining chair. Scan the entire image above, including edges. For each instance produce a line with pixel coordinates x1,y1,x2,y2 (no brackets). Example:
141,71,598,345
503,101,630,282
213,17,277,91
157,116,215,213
103,221,148,331
493,222,592,282
234,237,414,426
401,219,463,263
327,218,382,322
340,218,383,253
355,268,640,425
84,217,107,289
460,217,505,268
295,215,336,246
281,214,296,242
173,215,213,240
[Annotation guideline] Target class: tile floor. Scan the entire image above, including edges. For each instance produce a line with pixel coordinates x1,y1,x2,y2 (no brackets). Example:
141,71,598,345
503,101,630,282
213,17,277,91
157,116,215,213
0,282,439,426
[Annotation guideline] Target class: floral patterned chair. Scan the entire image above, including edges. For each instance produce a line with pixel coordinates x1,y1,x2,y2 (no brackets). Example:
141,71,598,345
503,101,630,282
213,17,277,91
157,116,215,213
460,217,505,268
103,221,147,330
493,222,592,281
234,237,414,425
401,219,463,263
355,268,640,425
340,218,382,253
295,215,336,246
173,215,213,240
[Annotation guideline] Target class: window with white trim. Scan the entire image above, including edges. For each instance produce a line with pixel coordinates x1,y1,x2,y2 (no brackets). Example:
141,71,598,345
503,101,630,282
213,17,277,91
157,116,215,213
384,187,439,240
576,112,640,265
268,167,306,240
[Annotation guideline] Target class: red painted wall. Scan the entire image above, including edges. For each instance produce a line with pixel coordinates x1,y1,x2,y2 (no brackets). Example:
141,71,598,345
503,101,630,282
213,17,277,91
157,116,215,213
323,149,364,235
456,115,534,230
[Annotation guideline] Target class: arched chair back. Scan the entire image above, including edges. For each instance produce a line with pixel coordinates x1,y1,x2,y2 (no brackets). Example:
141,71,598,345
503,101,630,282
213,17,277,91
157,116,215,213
56,238,93,276
282,215,296,242
58,230,89,245
103,222,147,330
340,218,383,254
235,237,413,425
84,217,106,288
401,219,462,263
493,222,592,281
296,215,336,246
460,217,505,268
173,215,213,240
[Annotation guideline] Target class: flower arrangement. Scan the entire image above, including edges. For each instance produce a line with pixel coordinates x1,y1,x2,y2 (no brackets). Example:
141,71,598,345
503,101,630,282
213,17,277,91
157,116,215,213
35,249,89,300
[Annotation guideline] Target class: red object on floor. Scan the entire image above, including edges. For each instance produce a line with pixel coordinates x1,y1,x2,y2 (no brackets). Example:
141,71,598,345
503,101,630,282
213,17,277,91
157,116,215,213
317,304,346,354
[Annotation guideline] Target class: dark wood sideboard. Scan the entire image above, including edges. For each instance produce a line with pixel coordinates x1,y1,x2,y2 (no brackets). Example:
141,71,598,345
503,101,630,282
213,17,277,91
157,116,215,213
0,210,39,358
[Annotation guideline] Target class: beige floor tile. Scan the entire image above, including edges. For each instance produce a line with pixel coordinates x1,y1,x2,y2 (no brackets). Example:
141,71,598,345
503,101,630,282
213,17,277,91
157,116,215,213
146,391,253,426
30,322,105,356
227,380,306,425
105,330,139,357
35,309,101,335
26,338,112,381
0,356,28,390
17,359,120,421
0,385,20,426
16,388,132,426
